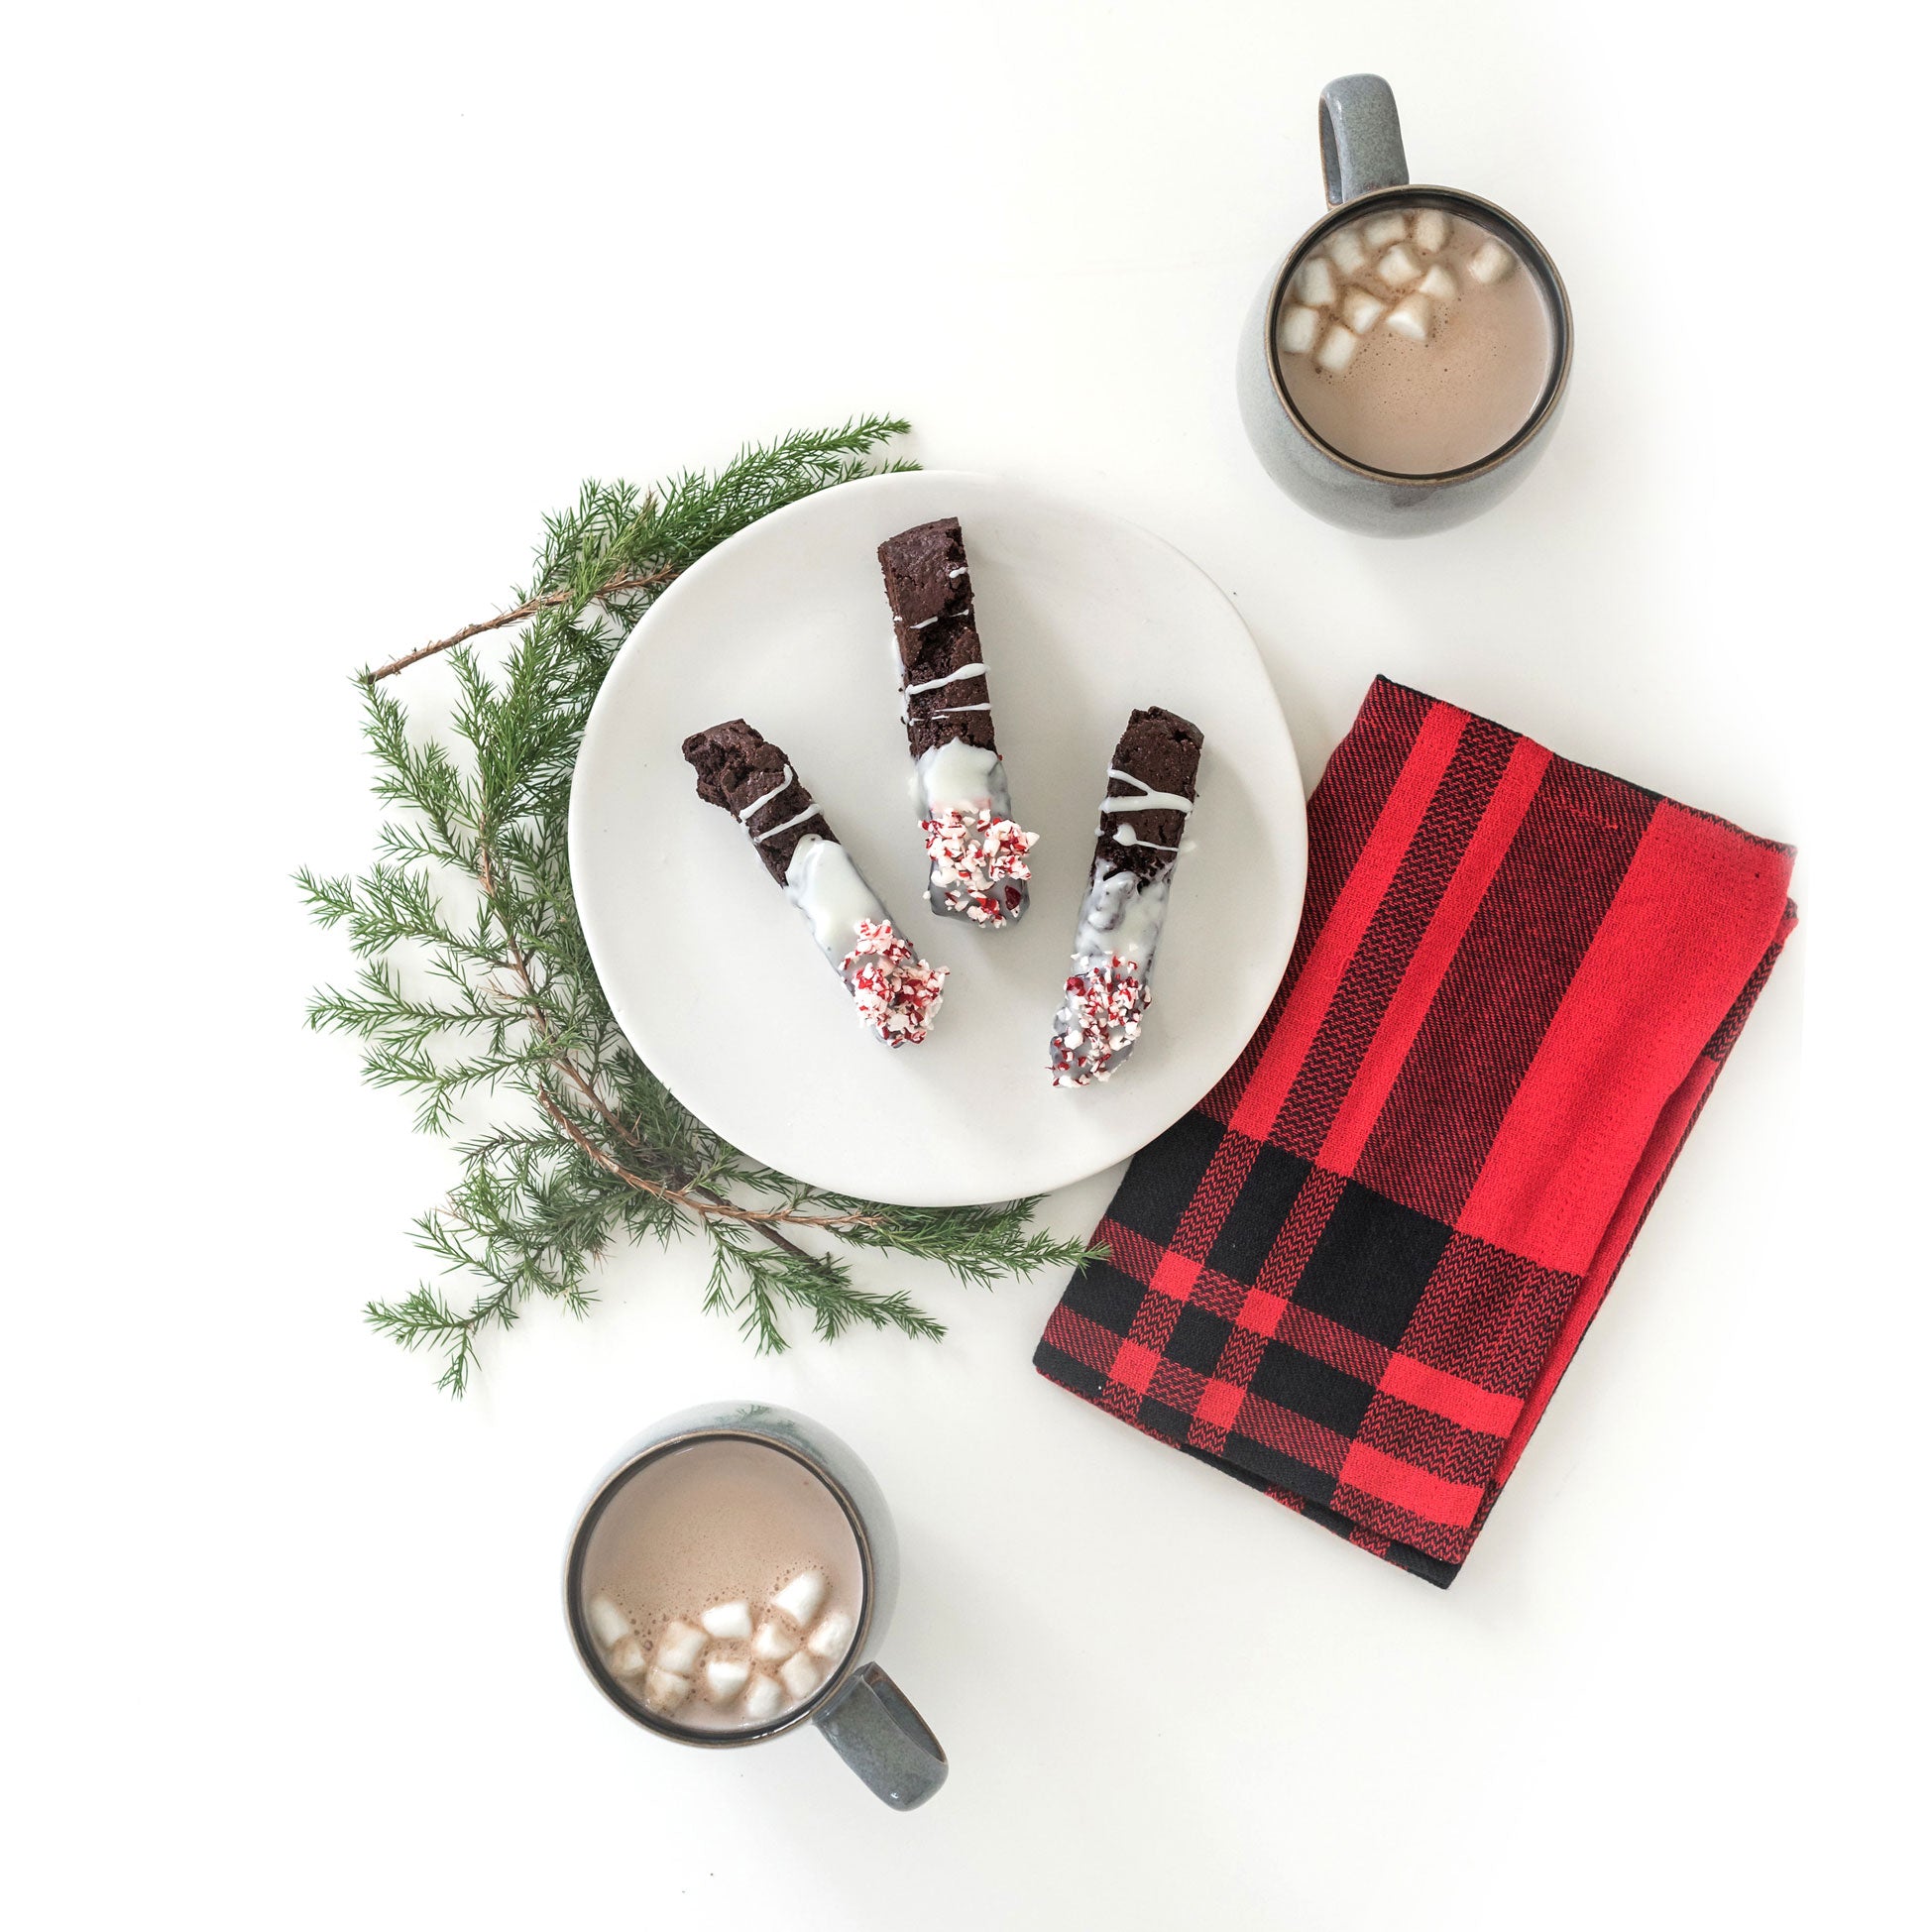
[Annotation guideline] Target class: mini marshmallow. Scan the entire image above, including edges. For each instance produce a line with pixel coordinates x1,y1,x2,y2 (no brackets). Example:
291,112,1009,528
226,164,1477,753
1293,255,1337,306
704,1656,750,1704
585,1593,632,1651
1386,295,1431,342
1413,208,1450,254
1327,227,1368,275
1314,325,1359,373
1378,245,1422,286
806,1611,855,1661
1420,263,1458,300
642,1667,691,1715
779,1651,822,1699
700,1601,752,1641
1340,287,1386,334
656,1618,706,1676
607,1636,648,1679
1469,238,1517,284
1364,211,1409,248
1277,303,1320,355
770,1569,828,1627
741,1671,783,1723
751,1619,799,1663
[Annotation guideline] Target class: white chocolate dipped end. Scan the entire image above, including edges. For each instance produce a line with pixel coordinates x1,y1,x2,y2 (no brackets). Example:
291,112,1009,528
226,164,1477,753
1050,758,1196,1088
782,836,947,1047
913,737,1036,927
1050,864,1171,1087
782,835,890,960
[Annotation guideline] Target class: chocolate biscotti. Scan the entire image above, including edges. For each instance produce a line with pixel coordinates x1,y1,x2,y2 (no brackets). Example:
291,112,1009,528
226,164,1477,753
877,517,1038,928
1048,706,1203,1085
682,719,947,1048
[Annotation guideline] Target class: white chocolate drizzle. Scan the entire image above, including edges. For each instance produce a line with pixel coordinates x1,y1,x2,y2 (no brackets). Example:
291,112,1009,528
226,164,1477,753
1111,823,1181,852
736,765,794,824
946,565,967,578
903,662,986,698
752,800,822,845
1098,768,1197,818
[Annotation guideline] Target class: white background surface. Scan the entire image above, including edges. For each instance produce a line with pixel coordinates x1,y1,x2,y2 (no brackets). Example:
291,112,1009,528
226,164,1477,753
2,4,1920,1928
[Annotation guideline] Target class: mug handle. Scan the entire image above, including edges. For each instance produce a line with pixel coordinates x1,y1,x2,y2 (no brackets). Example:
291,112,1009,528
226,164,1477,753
812,1661,948,1810
1318,73,1410,205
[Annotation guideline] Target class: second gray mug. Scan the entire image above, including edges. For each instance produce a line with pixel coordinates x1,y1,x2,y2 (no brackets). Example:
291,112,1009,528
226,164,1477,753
564,1402,948,1810
1237,73,1573,536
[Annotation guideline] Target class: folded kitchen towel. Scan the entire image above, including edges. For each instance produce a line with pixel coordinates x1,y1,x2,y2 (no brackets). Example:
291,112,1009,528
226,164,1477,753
1034,676,1797,1585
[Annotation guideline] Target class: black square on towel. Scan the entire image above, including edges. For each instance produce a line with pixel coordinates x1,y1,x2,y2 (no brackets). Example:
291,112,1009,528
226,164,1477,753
1295,1182,1455,1348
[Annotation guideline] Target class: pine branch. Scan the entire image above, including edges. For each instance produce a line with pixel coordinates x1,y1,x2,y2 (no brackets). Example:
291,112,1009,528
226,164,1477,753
363,570,678,683
304,419,1096,1395
360,415,915,683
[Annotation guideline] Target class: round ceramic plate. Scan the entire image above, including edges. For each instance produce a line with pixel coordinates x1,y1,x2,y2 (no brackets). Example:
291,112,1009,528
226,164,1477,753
569,471,1306,1206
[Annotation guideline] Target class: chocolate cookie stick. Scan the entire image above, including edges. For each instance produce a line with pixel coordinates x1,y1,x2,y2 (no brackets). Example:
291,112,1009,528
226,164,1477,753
683,719,947,1048
877,516,1038,928
1049,706,1203,1085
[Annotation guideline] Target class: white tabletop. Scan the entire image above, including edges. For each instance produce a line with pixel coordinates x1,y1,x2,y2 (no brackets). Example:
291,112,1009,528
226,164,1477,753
14,1,1907,1926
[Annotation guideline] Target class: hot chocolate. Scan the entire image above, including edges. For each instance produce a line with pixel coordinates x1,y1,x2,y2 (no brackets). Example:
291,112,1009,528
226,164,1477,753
577,1437,864,1735
1274,203,1555,477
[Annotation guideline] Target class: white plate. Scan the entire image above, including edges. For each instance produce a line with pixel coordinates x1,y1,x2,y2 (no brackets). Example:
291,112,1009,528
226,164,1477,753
569,472,1306,1206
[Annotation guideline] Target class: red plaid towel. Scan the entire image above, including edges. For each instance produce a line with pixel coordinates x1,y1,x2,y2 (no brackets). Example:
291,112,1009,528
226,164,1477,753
1035,677,1797,1586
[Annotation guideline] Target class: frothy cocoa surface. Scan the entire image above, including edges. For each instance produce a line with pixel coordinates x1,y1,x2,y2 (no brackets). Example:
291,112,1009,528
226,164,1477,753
1276,205,1554,477
579,1438,863,1735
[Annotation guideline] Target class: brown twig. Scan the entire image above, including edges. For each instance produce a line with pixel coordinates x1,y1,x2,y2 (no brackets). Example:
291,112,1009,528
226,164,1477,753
363,569,677,684
476,834,879,1241
536,1088,878,1234
477,839,675,1162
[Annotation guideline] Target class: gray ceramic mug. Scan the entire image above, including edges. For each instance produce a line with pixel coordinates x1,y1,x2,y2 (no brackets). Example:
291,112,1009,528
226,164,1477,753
1237,73,1574,535
564,1402,947,1810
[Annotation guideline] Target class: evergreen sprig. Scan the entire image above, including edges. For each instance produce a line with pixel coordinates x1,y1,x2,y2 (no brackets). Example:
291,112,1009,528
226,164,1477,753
302,419,1098,1395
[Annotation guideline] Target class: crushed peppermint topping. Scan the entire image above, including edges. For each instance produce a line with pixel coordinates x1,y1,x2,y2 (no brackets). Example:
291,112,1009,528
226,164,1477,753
1049,955,1150,1086
841,920,948,1047
921,808,1039,926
